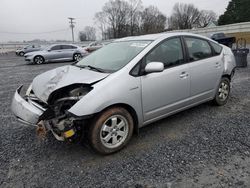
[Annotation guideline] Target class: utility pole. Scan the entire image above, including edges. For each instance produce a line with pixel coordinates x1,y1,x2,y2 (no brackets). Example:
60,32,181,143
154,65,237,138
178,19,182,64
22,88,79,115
68,17,76,42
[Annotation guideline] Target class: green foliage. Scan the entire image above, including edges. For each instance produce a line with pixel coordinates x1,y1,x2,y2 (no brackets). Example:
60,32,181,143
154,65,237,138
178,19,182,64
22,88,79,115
218,0,250,25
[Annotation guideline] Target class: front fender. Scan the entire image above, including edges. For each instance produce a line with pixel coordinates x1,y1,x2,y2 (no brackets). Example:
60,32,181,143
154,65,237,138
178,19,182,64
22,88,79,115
68,74,143,127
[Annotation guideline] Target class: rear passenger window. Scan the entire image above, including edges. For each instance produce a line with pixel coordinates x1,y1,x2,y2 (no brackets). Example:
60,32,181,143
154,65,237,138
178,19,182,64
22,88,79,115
210,41,223,55
185,37,212,61
145,37,184,68
62,45,72,49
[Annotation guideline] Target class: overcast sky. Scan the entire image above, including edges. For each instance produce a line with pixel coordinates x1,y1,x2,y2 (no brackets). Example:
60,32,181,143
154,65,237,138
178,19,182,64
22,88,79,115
0,0,230,42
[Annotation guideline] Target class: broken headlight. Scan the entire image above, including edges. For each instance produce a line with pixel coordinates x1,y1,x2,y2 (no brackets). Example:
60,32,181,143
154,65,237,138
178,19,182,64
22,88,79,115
25,84,33,96
50,85,92,116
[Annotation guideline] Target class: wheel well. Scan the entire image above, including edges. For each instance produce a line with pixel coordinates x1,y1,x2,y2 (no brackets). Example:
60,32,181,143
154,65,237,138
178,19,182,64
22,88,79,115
222,74,231,81
73,53,81,56
222,68,235,81
101,103,139,134
34,55,44,61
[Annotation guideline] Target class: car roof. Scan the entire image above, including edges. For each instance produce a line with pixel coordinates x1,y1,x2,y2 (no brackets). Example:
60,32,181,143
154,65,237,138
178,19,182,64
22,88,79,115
115,32,212,42
49,44,78,47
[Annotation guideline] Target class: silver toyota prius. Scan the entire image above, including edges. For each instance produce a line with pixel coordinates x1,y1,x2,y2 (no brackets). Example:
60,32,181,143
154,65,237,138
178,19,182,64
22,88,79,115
11,32,236,154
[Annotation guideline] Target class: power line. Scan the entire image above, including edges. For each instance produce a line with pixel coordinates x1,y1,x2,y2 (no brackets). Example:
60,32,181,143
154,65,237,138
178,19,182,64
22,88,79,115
68,17,76,42
0,29,70,35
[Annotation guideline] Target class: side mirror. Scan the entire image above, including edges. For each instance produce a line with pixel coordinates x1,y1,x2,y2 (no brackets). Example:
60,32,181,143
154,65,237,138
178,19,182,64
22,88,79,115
145,62,164,74
47,49,51,52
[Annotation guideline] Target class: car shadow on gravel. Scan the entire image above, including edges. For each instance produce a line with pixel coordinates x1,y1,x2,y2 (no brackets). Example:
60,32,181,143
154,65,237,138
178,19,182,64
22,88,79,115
13,101,212,159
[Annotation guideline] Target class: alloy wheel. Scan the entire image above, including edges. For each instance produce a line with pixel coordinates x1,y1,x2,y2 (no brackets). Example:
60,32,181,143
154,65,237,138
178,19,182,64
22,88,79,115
100,115,129,149
74,54,82,62
218,81,229,101
34,56,44,64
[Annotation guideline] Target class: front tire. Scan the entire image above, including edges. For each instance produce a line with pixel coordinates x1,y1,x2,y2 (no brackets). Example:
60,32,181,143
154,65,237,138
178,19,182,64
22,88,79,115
88,107,134,155
73,53,82,62
34,56,45,65
19,51,25,56
213,77,230,106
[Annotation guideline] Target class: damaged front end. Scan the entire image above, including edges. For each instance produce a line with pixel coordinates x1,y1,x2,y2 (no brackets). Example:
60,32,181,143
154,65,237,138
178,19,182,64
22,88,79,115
11,84,93,141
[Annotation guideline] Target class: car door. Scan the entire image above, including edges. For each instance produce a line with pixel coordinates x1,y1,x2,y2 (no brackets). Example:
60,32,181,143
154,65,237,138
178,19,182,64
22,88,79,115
141,37,190,122
61,45,75,60
48,45,63,61
184,37,224,102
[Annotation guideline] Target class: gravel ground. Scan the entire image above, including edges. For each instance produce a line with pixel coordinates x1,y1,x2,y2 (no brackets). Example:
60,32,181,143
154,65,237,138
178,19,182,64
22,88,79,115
0,53,250,188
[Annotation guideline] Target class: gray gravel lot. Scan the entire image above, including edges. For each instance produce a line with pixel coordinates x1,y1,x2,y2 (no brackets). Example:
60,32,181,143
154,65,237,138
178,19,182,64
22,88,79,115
0,53,250,188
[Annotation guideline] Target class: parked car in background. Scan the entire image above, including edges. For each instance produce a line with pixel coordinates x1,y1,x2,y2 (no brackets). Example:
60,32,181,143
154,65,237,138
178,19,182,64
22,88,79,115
211,33,236,48
16,44,42,56
11,33,236,154
24,44,88,64
84,41,104,52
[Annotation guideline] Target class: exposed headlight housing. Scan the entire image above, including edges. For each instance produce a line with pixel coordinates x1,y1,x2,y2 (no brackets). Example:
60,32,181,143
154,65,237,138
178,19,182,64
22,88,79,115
25,84,33,96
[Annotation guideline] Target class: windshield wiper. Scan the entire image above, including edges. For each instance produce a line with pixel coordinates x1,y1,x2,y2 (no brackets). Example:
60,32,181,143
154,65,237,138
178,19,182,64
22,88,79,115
75,65,106,73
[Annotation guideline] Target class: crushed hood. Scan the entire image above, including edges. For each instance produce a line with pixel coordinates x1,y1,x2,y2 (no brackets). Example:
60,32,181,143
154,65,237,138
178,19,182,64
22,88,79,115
32,65,109,102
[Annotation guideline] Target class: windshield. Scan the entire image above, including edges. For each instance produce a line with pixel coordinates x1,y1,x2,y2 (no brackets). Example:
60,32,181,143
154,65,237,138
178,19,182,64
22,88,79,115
44,45,53,51
76,40,151,72
23,45,31,49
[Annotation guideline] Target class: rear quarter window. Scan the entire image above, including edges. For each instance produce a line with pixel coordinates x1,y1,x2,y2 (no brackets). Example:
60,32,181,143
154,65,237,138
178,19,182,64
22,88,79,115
210,41,223,55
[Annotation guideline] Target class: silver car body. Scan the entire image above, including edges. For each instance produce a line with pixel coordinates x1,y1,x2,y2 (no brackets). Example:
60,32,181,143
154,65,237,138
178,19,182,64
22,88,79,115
11,32,236,138
16,44,42,55
24,44,88,63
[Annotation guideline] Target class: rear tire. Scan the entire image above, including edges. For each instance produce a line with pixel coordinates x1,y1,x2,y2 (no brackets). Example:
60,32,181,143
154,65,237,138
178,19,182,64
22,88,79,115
213,77,230,106
88,107,134,155
34,56,45,65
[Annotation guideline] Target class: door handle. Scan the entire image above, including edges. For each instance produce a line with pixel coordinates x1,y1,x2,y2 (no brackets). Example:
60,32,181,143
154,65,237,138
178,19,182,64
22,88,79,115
180,72,189,79
215,62,221,68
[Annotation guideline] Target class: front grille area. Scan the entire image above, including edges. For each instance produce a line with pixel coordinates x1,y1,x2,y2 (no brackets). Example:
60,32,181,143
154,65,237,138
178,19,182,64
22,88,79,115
28,91,48,110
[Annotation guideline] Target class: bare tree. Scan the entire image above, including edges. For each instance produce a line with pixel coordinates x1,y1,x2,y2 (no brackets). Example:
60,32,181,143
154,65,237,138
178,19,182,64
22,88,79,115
168,3,201,30
95,12,108,40
101,0,130,38
94,1,219,39
95,0,145,39
79,26,96,41
141,6,166,34
128,0,143,36
79,31,87,41
198,10,217,28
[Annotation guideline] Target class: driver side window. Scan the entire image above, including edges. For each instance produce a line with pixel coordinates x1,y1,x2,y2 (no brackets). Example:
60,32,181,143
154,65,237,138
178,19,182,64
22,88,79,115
145,37,184,68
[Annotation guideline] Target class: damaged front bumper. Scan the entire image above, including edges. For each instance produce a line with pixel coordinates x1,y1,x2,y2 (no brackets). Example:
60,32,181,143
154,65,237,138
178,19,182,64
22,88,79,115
11,85,82,141
11,85,46,126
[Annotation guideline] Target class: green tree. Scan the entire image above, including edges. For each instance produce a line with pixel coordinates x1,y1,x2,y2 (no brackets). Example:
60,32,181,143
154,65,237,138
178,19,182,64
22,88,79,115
218,0,250,25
